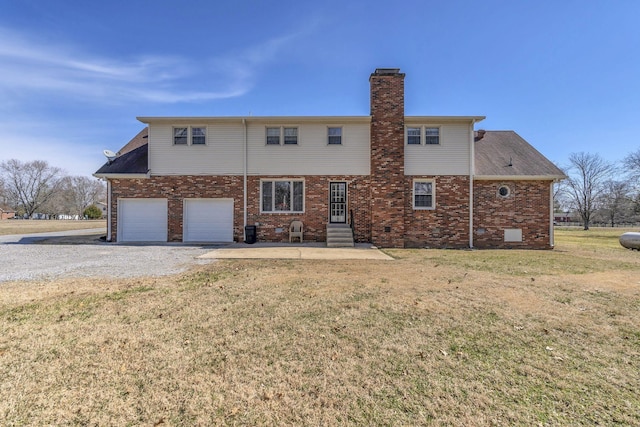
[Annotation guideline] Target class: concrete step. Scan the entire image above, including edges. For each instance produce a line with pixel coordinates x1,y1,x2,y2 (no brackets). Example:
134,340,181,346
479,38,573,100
326,224,354,247
327,230,354,237
327,241,356,248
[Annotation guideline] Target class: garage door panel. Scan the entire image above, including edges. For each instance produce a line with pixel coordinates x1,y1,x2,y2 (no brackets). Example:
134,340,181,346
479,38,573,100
119,199,167,242
184,199,233,242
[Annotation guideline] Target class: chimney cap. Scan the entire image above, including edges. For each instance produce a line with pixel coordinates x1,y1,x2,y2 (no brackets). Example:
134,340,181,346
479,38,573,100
373,68,402,75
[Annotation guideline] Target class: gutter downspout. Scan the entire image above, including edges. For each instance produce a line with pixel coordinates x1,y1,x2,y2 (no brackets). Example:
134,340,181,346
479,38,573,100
242,118,248,242
469,120,475,249
106,180,112,242
550,181,555,248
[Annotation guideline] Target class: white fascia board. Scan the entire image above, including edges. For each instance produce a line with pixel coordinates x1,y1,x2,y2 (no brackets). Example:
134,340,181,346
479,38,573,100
405,116,486,124
93,173,150,179
474,175,566,181
137,116,371,125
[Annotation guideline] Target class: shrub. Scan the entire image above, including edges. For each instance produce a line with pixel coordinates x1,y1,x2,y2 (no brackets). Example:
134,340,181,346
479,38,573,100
83,204,103,219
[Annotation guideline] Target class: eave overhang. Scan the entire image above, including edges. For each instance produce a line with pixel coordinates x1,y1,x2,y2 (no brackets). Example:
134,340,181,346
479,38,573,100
474,175,567,181
93,172,150,179
137,116,372,125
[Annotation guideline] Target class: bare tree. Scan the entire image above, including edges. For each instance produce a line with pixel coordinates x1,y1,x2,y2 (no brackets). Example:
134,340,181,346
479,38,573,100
623,149,640,184
597,180,632,227
62,176,106,218
565,152,614,230
0,159,65,217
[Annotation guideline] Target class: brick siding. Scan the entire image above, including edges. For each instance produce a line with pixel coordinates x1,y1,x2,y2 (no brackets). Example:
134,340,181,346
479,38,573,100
404,176,471,248
109,175,372,243
369,70,406,248
473,180,552,249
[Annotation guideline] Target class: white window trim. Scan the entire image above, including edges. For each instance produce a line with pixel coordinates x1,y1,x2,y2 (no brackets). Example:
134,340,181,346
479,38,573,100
405,126,441,146
424,126,441,145
327,126,343,145
173,126,207,146
413,179,436,210
260,178,305,213
406,127,421,145
265,126,299,146
191,126,207,145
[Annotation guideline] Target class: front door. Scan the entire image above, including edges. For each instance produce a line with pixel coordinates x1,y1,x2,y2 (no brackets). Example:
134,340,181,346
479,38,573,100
329,182,347,223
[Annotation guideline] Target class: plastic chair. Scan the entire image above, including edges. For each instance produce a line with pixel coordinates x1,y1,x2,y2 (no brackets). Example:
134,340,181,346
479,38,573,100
289,220,304,243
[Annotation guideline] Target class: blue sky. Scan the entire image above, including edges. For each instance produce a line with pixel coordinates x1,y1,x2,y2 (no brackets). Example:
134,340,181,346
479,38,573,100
1,0,638,177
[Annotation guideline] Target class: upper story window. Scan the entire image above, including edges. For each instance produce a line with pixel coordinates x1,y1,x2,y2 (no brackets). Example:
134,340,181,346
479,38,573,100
284,127,298,145
406,126,440,145
191,127,206,145
173,127,188,145
328,127,342,145
173,126,206,145
407,127,421,145
266,127,281,145
413,179,435,209
266,127,299,145
425,127,440,145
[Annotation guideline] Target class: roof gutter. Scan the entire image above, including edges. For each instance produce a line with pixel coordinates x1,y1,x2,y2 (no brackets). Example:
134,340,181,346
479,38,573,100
93,173,150,179
549,182,555,248
474,175,567,181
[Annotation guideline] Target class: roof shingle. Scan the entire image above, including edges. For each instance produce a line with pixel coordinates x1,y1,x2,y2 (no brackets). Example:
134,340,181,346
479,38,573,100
94,143,148,175
474,131,565,179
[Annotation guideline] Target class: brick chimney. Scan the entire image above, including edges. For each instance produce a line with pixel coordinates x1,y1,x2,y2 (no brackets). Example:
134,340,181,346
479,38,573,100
369,68,406,248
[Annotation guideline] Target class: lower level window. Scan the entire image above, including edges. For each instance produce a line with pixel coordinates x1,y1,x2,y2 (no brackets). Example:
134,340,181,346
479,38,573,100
261,180,304,212
413,180,435,209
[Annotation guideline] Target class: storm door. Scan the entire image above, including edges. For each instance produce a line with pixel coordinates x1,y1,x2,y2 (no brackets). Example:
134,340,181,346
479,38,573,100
329,182,347,223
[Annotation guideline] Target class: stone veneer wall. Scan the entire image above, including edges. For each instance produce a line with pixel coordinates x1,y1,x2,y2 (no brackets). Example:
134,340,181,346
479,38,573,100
109,175,372,243
369,70,406,248
404,176,471,248
473,180,552,249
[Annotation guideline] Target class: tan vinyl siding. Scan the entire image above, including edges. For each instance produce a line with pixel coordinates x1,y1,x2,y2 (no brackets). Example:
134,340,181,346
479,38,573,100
246,122,370,175
404,122,471,176
147,121,370,176
148,124,244,175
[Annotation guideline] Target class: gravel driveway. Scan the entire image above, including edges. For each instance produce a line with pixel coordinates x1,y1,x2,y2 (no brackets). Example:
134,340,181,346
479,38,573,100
0,229,218,283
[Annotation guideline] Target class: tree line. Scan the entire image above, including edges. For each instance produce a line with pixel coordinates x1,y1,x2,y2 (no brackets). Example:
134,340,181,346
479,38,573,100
557,149,640,230
3,148,640,228
0,159,106,219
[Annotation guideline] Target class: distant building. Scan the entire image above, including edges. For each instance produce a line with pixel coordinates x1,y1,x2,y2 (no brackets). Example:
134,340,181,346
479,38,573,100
0,207,16,220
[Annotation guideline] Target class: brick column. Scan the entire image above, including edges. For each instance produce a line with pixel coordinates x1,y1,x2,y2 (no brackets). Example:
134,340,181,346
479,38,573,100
369,68,406,248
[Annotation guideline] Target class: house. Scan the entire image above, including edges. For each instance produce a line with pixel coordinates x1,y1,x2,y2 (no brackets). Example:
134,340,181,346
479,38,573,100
94,68,566,248
0,207,16,220
95,201,108,219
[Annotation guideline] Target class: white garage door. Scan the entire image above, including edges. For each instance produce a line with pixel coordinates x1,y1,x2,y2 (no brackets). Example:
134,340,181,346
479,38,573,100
118,199,167,242
183,198,234,242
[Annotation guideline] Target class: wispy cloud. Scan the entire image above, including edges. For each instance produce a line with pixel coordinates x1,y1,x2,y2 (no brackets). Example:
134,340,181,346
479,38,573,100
0,26,302,105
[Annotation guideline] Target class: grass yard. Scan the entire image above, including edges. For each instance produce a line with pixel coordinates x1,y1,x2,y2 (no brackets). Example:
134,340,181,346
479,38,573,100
0,219,106,235
1,228,639,425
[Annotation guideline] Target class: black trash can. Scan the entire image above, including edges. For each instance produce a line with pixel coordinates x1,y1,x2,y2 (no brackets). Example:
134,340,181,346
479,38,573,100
244,225,257,244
